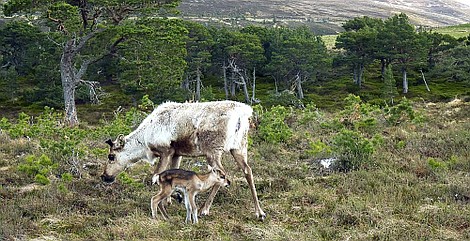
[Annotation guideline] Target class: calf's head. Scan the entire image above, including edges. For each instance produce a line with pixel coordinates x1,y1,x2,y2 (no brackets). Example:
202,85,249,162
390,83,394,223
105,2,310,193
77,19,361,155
208,165,231,188
101,134,126,183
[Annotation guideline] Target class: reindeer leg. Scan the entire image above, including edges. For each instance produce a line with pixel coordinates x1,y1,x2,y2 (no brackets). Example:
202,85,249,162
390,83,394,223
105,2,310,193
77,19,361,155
152,148,176,205
170,155,184,203
151,186,172,220
152,195,169,220
183,190,192,224
200,184,220,217
189,192,199,224
170,155,182,169
199,151,223,216
151,195,159,219
158,202,169,220
154,149,174,175
231,149,266,220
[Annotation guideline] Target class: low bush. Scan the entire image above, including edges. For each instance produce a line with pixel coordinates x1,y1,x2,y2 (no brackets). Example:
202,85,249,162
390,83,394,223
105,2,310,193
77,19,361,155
254,104,293,144
18,154,58,185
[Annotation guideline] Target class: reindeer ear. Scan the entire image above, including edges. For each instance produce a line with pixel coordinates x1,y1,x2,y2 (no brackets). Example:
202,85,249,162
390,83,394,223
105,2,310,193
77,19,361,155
105,139,114,147
117,134,125,147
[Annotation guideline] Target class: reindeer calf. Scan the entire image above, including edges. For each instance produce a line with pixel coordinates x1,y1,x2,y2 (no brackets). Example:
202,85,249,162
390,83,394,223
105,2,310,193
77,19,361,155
151,166,230,224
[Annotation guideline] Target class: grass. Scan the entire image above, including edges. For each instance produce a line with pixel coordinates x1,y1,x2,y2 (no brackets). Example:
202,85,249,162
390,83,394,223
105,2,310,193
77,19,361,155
1,98,470,240
434,23,470,39
321,35,338,50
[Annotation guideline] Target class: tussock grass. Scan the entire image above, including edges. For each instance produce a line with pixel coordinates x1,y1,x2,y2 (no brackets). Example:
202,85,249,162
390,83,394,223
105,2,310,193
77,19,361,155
1,100,470,240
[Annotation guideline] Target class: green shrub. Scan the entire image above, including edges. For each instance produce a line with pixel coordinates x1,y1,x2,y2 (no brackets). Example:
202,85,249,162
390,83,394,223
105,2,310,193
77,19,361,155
332,129,381,171
384,97,424,125
265,90,304,108
307,140,332,158
61,172,73,182
137,94,155,111
427,158,447,171
3,112,30,138
396,140,407,149
34,173,50,185
57,172,74,193
339,94,381,134
95,106,147,139
255,105,293,144
18,154,58,185
298,102,324,127
201,85,216,101
117,172,144,189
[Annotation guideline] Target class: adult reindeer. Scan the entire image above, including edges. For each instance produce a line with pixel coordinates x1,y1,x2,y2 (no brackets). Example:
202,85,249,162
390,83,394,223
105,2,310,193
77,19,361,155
101,100,266,220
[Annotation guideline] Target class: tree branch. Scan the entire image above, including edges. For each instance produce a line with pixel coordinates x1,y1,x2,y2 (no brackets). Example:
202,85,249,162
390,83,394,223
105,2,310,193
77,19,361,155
74,28,105,53
76,59,91,81
79,79,103,104
106,5,135,24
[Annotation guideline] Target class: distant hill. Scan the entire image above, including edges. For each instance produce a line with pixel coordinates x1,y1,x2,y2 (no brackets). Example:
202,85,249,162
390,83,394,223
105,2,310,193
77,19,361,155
178,0,470,34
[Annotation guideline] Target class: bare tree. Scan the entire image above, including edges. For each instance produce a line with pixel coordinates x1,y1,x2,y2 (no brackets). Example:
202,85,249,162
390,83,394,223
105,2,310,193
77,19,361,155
227,59,250,103
60,30,104,126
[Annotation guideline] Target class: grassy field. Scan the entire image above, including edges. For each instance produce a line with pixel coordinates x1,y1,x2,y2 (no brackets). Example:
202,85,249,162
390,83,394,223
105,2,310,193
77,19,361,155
434,23,470,39
321,35,338,50
1,96,469,240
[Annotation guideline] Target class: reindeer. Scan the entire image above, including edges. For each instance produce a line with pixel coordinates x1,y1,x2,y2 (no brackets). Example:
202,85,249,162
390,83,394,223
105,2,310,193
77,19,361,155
101,101,266,220
151,166,230,224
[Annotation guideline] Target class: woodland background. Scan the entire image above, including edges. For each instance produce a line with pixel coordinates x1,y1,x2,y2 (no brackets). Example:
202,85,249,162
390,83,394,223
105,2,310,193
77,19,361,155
0,0,469,240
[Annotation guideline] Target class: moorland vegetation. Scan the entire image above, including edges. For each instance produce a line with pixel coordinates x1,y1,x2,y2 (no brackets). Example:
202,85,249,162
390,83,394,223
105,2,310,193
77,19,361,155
0,1,469,240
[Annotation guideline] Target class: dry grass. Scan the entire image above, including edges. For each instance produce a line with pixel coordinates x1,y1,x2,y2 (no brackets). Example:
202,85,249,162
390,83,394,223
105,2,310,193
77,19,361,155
1,100,469,240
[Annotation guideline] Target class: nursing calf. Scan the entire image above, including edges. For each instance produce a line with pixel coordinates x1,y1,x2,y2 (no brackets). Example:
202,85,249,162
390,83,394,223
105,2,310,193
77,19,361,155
101,100,266,220
152,166,230,224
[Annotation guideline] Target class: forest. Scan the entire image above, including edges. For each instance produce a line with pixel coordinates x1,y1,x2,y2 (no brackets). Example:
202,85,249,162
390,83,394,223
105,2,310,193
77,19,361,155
0,1,469,240
0,0,469,125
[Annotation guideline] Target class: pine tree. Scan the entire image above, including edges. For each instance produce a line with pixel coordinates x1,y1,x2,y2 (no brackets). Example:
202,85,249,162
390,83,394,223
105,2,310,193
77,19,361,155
383,65,398,105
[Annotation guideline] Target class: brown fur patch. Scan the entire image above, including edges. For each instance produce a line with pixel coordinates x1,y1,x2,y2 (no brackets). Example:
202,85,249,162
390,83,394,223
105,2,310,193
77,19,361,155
171,136,196,155
159,169,197,185
197,130,226,151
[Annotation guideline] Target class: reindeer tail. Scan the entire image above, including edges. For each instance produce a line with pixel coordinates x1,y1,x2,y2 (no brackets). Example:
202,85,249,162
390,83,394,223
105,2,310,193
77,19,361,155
152,174,160,185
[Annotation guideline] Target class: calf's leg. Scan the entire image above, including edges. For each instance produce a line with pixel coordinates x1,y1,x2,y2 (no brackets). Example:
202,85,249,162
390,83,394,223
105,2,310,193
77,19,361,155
189,192,199,224
151,186,172,220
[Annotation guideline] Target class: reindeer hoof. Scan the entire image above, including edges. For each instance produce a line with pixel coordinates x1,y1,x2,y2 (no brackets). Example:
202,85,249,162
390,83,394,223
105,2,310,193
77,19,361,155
199,209,210,217
257,212,267,221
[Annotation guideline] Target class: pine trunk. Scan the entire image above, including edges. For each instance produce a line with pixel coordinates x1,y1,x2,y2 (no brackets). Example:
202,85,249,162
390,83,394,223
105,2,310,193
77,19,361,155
402,67,408,94
251,67,256,103
296,74,304,99
380,58,386,80
357,64,364,88
223,62,229,99
353,64,358,84
195,67,201,101
230,71,236,97
61,40,79,127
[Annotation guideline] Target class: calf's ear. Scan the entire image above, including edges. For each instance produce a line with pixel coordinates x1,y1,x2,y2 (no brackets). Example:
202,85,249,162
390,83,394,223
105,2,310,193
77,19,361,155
105,139,114,147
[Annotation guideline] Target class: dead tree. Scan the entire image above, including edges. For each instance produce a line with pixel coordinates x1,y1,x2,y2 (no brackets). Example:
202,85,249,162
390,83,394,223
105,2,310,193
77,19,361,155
227,59,250,103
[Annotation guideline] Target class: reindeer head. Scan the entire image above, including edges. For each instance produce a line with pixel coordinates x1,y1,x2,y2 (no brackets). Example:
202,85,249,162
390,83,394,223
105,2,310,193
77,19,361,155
101,134,126,183
208,165,231,187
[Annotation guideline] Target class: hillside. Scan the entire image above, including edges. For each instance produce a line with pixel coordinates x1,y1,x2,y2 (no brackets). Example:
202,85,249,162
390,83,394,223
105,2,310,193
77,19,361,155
179,0,470,34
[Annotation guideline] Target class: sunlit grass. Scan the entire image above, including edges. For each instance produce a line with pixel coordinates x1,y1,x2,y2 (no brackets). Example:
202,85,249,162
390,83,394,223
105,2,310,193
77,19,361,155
321,34,338,50
434,23,470,39
1,100,469,240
